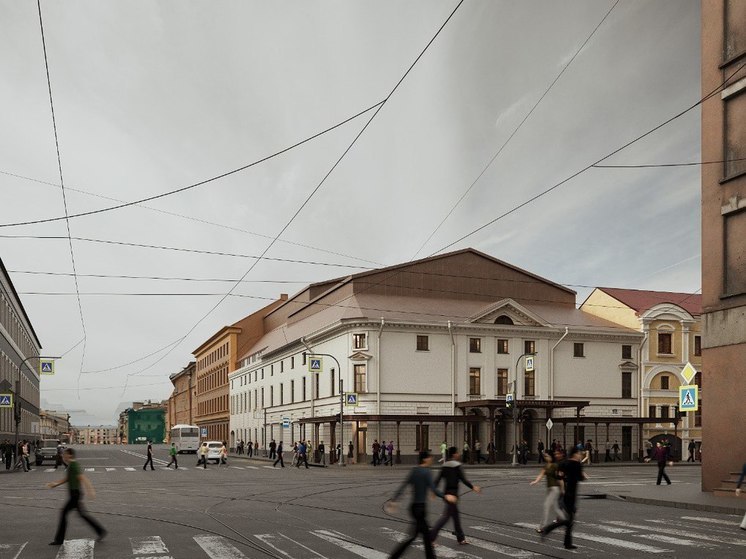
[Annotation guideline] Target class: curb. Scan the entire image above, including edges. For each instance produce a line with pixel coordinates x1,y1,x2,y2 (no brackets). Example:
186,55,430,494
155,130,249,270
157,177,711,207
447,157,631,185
619,495,746,515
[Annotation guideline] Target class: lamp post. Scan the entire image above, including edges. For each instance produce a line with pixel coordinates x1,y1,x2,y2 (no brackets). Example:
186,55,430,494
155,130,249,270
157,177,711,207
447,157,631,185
14,355,61,452
511,352,535,466
302,351,343,465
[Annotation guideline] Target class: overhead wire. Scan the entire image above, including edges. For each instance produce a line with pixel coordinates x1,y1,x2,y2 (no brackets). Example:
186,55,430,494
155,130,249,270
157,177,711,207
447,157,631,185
0,168,383,266
0,100,385,229
119,0,466,389
592,157,746,168
411,0,620,259
36,0,88,388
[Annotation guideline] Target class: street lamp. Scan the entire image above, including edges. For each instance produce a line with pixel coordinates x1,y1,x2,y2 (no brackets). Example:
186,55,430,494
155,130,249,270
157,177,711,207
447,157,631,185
302,351,344,466
511,352,535,466
14,355,61,451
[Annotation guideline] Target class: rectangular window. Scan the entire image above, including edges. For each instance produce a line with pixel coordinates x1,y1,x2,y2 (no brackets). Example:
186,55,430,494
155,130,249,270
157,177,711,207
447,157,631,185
649,405,656,418
261,388,264,409
573,343,584,358
280,361,284,373
661,375,670,390
524,370,535,397
524,340,536,354
416,335,429,351
658,332,672,354
469,367,481,395
496,368,508,396
415,424,430,451
660,406,669,419
354,364,367,393
353,333,367,350
279,384,284,405
290,381,294,404
469,338,481,353
694,371,702,389
694,401,702,427
694,336,702,357
291,356,295,369
497,339,509,354
622,372,632,399
302,377,307,401
270,386,274,407
302,353,307,366
622,345,632,359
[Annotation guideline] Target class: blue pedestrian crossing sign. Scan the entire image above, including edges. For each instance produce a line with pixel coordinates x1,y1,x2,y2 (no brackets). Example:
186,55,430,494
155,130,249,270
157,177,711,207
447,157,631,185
0,394,12,408
679,385,698,412
345,392,358,406
282,417,291,428
200,427,208,437
308,357,323,373
40,359,55,375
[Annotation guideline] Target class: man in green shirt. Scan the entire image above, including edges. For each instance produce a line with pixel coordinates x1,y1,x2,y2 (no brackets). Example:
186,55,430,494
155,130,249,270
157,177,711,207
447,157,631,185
47,448,106,546
166,442,178,469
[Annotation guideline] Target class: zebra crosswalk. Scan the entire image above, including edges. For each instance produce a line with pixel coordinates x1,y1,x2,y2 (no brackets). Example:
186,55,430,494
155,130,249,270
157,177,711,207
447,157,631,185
2,514,742,558
33,464,263,473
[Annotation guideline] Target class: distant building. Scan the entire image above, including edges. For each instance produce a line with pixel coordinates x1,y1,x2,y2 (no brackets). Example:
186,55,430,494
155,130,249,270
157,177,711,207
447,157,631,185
581,288,703,460
168,362,197,433
75,425,118,445
193,296,287,443
39,410,72,442
0,257,42,442
117,401,167,444
701,0,746,492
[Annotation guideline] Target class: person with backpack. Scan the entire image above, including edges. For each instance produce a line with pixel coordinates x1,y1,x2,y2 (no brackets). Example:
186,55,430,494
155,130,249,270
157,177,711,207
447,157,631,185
429,446,481,545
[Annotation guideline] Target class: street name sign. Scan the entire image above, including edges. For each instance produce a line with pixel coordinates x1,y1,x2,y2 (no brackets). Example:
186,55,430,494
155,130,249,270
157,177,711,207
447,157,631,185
308,357,323,373
345,392,358,406
0,394,12,408
40,359,55,375
679,385,698,412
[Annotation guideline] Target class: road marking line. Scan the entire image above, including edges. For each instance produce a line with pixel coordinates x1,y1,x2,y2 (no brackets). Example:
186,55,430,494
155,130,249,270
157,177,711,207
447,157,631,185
680,516,734,526
0,542,27,559
193,535,248,559
106,468,116,471
124,467,136,471
84,468,95,472
378,527,481,558
244,465,259,469
45,468,56,472
471,525,591,552
312,530,388,559
514,523,670,553
635,533,718,549
263,466,276,469
231,466,244,470
607,521,746,546
583,523,635,534
438,531,538,558
256,533,330,559
55,539,94,559
130,535,169,555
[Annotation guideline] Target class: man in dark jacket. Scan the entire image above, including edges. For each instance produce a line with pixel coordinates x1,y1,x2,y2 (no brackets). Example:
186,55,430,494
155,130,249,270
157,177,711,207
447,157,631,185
386,452,456,559
269,439,277,460
429,447,481,545
540,446,587,550
646,442,672,485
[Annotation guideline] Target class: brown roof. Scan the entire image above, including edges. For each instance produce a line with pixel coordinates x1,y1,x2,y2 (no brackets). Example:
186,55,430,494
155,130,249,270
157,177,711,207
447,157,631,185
595,287,702,317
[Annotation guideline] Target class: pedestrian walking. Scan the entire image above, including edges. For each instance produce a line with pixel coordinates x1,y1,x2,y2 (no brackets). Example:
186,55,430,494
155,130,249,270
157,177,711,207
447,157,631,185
318,441,326,465
385,451,456,559
539,446,587,550
24,440,32,470
348,441,354,461
734,462,746,530
612,440,620,461
166,442,178,469
537,440,545,463
439,441,447,464
296,441,309,469
15,440,28,471
462,440,470,463
582,440,593,465
645,441,672,485
604,440,612,462
687,440,696,462
269,439,277,460
3,439,13,470
247,440,253,457
530,450,566,533
143,440,155,471
372,440,380,466
273,441,285,467
197,442,208,469
429,446,481,545
219,441,228,466
55,442,66,470
291,442,299,467
387,441,394,466
47,448,106,546
474,440,485,464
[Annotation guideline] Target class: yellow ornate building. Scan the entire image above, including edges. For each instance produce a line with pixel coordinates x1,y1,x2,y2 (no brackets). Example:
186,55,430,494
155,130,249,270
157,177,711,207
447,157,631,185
581,288,702,460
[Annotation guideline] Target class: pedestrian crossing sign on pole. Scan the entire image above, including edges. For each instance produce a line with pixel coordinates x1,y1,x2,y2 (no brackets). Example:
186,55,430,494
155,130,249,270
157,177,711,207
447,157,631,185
345,392,358,406
0,394,12,408
525,356,534,372
308,357,323,373
40,359,55,375
679,385,698,412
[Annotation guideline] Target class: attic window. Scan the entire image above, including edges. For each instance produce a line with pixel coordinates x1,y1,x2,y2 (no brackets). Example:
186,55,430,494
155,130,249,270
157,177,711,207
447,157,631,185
494,315,514,325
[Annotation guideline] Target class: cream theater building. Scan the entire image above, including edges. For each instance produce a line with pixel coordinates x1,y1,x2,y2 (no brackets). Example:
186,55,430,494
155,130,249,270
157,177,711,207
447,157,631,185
230,249,643,463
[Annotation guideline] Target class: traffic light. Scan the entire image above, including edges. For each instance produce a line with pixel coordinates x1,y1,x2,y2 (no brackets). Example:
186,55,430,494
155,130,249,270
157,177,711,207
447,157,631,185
335,412,342,423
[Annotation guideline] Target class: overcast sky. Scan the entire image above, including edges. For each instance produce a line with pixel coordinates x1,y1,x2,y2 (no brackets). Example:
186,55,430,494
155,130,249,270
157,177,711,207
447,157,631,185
0,0,701,424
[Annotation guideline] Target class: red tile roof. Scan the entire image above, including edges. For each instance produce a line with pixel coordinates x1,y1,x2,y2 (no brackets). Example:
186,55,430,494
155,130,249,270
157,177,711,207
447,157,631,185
597,287,701,316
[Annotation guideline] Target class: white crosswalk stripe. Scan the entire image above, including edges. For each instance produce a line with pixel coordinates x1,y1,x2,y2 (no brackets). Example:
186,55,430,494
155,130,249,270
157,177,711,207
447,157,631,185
0,542,26,559
438,531,539,558
193,535,248,558
607,520,746,546
84,468,94,472
106,468,116,471
680,515,734,526
54,539,94,559
256,533,331,558
45,468,56,472
124,467,136,471
514,522,671,553
130,535,173,557
378,527,481,559
311,530,388,559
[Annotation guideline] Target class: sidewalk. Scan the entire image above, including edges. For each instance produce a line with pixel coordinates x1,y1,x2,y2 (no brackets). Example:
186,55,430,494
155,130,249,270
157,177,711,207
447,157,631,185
607,480,746,516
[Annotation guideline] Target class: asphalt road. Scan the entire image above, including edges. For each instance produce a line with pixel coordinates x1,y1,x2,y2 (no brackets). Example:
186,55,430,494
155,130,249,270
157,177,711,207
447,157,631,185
0,445,743,559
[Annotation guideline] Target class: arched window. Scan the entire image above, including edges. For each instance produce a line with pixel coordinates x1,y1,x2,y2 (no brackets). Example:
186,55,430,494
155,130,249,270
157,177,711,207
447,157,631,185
494,315,514,325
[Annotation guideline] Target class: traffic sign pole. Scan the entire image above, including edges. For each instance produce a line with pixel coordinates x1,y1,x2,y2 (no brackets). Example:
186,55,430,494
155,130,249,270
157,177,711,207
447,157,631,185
13,354,61,456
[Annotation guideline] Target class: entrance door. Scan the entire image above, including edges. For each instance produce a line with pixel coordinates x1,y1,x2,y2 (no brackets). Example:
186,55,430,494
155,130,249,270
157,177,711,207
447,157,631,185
622,426,632,461
495,419,507,460
356,428,367,464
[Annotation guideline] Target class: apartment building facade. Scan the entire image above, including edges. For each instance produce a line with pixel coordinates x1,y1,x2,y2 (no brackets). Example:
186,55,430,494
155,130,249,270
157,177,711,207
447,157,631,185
168,361,196,430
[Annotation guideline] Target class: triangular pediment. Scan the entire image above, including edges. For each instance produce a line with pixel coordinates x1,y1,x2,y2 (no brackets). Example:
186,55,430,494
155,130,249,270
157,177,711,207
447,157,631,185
468,299,548,327
349,351,373,361
619,360,637,370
